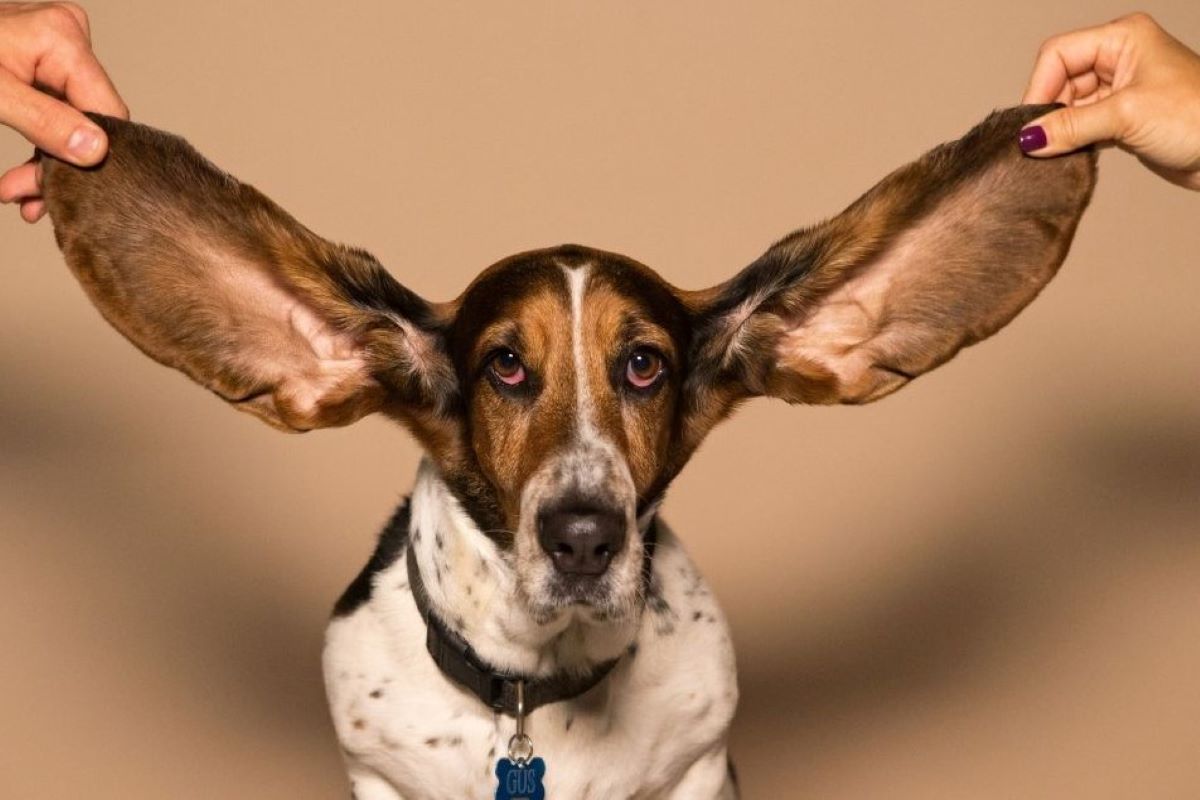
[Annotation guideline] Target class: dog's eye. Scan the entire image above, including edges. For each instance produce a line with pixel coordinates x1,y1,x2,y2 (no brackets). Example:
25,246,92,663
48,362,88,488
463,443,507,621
489,349,526,386
626,348,665,390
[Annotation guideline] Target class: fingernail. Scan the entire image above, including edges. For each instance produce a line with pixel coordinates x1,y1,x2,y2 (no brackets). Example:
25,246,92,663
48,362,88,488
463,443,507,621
66,125,103,161
1018,125,1048,154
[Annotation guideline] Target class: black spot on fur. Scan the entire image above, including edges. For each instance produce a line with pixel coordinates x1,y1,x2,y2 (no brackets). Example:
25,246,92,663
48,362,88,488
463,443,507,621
692,610,703,621
647,574,677,635
425,737,441,748
646,579,671,616
369,689,384,699
333,500,411,617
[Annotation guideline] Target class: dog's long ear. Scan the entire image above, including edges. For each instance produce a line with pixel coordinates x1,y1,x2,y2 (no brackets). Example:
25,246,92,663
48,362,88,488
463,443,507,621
688,105,1096,411
43,114,455,432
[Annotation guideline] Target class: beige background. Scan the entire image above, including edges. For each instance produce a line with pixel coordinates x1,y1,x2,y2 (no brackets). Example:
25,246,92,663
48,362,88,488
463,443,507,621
2,2,1198,798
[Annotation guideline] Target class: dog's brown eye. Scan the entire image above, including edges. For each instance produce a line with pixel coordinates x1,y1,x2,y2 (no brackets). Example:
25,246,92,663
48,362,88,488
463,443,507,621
626,349,664,389
490,349,526,386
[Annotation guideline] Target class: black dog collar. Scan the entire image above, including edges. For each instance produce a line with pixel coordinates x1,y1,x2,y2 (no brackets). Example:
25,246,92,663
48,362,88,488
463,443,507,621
406,519,658,717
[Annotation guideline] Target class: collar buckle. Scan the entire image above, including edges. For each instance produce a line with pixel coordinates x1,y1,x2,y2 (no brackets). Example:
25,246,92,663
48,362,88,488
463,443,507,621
425,617,513,712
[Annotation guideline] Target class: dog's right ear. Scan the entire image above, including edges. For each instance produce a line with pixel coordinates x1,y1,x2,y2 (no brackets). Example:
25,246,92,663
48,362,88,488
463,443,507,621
686,105,1095,411
42,114,456,433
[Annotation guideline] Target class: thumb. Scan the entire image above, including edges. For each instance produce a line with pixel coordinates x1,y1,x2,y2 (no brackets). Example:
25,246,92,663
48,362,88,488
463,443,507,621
0,68,108,166
1018,98,1128,157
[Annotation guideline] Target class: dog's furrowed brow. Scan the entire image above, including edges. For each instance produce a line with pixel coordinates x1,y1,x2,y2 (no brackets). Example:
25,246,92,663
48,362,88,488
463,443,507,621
472,321,523,365
618,316,676,359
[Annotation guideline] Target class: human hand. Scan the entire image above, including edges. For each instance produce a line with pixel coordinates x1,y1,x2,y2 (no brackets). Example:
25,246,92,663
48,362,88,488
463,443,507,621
0,2,127,222
1020,12,1200,190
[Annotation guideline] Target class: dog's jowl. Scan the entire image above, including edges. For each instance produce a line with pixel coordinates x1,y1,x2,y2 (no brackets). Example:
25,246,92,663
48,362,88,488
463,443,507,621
41,104,1095,799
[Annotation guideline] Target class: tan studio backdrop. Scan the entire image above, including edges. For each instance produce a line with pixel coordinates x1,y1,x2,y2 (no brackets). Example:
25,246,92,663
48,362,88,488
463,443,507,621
2,2,1198,798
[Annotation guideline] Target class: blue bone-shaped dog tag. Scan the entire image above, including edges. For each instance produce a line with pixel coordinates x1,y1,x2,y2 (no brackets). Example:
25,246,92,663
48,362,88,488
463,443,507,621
494,756,546,800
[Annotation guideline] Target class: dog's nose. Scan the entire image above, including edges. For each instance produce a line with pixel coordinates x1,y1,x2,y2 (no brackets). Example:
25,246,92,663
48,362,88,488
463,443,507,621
537,506,626,576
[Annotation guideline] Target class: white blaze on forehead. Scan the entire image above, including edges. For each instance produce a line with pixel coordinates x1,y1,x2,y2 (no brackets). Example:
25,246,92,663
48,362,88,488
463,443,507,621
553,262,634,505
563,264,597,439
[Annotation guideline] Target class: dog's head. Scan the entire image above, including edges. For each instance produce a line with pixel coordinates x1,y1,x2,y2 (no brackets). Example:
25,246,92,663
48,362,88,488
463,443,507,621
42,107,1095,620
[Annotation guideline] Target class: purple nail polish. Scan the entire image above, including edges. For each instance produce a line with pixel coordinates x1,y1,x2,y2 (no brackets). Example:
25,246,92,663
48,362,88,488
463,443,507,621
1018,125,1048,154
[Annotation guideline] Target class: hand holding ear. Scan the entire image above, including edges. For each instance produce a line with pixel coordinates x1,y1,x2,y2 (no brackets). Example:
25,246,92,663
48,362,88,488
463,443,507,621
1020,12,1200,190
0,2,128,222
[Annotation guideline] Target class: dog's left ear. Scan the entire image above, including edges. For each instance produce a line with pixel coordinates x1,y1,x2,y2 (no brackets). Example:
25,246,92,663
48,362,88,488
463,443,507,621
689,105,1096,407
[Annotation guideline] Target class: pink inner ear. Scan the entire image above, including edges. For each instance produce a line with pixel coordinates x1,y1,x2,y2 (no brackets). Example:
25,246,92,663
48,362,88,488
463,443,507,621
775,221,943,403
203,245,375,427
771,166,1066,405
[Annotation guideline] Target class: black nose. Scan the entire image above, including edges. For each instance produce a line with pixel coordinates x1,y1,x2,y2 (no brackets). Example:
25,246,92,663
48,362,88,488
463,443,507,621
537,506,627,576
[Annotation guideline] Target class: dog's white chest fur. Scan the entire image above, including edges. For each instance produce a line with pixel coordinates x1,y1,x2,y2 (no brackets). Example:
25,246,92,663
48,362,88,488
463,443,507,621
323,465,738,800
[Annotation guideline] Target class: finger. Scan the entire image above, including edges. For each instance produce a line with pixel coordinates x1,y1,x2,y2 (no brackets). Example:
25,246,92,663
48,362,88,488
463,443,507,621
1072,85,1112,108
0,68,108,164
1022,22,1123,104
1057,74,1106,107
1068,71,1101,102
30,32,128,119
54,2,93,40
1018,96,1129,156
0,161,40,202
19,198,46,223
